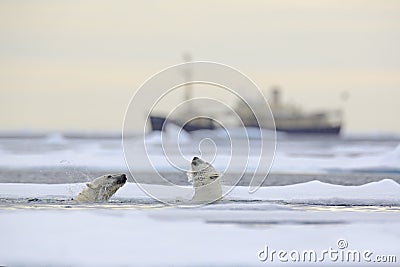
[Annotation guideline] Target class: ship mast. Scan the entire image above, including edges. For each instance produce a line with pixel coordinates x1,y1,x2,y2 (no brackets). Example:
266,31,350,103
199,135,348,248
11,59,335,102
182,53,193,115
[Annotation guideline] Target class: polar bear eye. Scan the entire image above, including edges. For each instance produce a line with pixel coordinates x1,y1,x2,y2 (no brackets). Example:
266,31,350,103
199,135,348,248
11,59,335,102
107,175,112,178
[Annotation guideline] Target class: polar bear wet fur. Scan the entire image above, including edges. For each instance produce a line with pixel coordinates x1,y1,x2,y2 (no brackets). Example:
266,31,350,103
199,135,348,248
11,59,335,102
74,173,127,202
187,157,222,202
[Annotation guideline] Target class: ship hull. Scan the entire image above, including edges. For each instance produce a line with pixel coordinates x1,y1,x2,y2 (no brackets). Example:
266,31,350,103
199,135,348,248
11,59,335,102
150,116,340,134
149,116,215,132
275,126,341,134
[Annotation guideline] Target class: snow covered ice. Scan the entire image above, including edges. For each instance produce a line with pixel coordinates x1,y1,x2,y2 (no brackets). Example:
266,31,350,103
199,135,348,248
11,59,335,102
1,180,400,266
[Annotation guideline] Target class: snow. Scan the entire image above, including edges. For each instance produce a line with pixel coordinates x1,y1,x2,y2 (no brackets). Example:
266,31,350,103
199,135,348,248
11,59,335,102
271,144,400,174
0,180,399,266
1,210,398,267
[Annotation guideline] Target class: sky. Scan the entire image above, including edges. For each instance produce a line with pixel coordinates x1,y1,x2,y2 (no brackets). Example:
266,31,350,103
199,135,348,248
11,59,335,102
0,0,399,133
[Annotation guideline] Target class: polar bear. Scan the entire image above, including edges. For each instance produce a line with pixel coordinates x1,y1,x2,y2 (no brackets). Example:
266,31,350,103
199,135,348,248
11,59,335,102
74,173,127,202
187,157,222,203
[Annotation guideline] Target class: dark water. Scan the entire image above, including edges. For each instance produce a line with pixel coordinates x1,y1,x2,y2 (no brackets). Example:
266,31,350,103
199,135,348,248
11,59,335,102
1,167,400,186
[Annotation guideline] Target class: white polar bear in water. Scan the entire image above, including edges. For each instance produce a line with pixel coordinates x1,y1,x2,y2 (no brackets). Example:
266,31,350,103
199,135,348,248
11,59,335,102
74,174,127,202
187,157,222,203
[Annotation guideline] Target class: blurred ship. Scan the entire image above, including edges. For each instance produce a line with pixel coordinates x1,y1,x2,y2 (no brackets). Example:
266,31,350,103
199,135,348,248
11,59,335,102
235,87,342,134
149,54,342,134
149,87,342,134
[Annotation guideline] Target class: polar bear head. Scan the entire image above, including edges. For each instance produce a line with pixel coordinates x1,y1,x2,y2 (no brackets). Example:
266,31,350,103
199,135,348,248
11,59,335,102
74,173,127,202
187,157,222,202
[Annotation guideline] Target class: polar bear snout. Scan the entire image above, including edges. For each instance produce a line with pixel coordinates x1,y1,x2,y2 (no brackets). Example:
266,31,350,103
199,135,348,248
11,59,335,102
104,173,127,185
191,157,210,171
114,173,127,184
118,174,127,184
191,156,201,166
